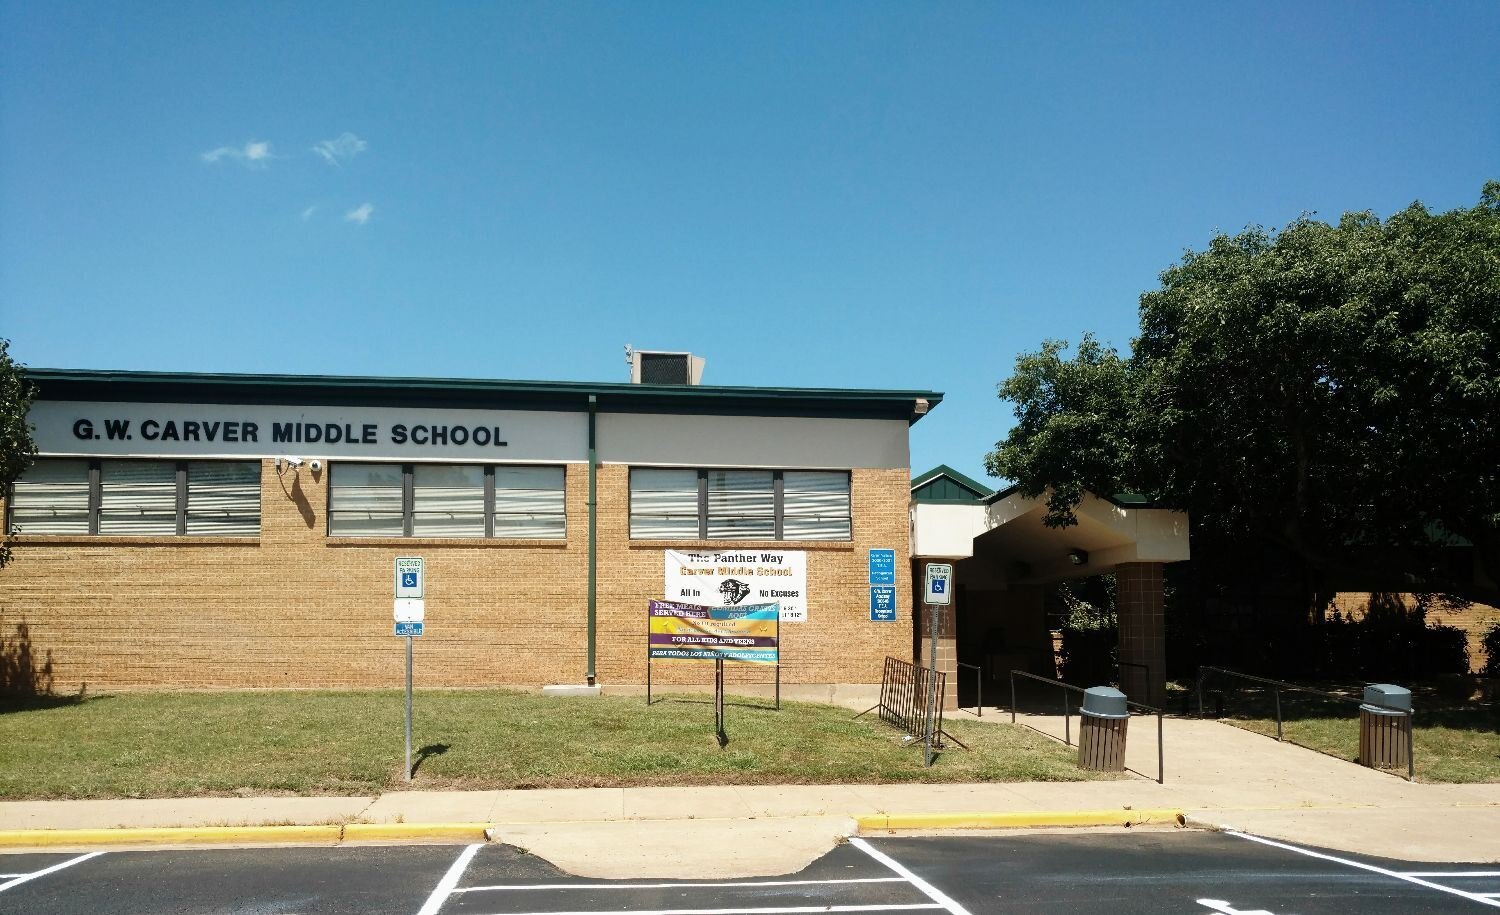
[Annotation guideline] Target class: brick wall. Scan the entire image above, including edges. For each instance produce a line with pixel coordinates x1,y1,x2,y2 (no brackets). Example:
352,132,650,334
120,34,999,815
594,465,912,689
1330,592,1500,674
0,461,911,692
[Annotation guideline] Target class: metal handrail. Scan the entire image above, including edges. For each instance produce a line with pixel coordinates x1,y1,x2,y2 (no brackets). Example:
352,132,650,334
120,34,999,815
956,661,982,717
1196,665,1414,782
1008,669,1164,784
1116,660,1153,705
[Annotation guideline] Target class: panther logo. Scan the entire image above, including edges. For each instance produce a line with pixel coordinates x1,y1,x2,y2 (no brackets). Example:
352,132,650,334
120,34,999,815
719,578,752,606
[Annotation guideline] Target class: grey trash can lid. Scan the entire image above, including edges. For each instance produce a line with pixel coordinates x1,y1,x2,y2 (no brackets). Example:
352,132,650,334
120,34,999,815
1081,686,1129,720
1361,683,1412,715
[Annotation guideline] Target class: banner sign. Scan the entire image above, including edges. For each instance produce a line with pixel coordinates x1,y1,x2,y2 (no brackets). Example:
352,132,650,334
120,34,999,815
648,599,780,664
664,550,808,622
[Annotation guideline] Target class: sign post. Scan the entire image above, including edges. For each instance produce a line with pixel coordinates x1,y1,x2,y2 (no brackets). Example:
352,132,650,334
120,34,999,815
921,562,953,767
394,557,425,782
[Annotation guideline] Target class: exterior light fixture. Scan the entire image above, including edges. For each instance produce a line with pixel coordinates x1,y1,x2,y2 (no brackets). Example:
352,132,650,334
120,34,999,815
1069,549,1089,566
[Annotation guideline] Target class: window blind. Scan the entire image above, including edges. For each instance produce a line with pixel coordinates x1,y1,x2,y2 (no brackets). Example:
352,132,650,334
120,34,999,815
493,466,566,539
99,461,177,535
412,464,485,537
782,471,851,540
629,468,700,539
9,459,90,535
186,462,261,536
706,470,774,540
329,463,404,536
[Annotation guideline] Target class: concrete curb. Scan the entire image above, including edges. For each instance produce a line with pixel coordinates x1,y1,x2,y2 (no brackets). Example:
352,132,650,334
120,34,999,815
0,822,489,849
854,809,1187,832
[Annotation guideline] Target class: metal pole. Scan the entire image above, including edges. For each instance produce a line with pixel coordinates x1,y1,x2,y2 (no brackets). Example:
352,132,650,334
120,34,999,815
924,601,938,767
586,396,598,686
1157,709,1165,784
775,609,782,710
404,634,413,782
1063,689,1071,746
646,629,652,705
1010,670,1016,724
977,666,982,717
1274,687,1283,741
1196,667,1204,718
1406,710,1415,782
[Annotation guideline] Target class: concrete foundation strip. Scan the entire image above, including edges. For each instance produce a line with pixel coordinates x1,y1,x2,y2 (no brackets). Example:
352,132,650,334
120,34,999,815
853,809,1187,832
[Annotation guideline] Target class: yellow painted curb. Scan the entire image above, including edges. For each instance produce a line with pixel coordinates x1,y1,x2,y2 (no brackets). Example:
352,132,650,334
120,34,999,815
342,822,489,842
855,809,1187,832
0,824,344,847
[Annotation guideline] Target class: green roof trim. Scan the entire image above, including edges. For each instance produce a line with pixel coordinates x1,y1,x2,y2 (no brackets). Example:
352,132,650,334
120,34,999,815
911,464,995,503
983,482,1163,510
25,368,943,424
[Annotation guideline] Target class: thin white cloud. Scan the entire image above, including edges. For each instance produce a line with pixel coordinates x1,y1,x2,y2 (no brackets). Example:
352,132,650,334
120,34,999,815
201,140,275,167
312,132,368,165
345,202,374,225
300,204,319,221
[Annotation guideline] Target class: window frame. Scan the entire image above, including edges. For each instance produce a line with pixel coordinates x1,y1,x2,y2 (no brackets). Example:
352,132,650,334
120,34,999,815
7,458,261,537
628,467,851,542
327,462,567,540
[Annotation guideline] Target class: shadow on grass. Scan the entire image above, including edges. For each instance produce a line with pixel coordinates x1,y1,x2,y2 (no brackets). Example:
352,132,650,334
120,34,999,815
411,742,450,776
647,695,782,712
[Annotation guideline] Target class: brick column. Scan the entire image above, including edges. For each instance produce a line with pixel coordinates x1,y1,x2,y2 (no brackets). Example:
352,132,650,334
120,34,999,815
1115,562,1166,705
917,604,959,710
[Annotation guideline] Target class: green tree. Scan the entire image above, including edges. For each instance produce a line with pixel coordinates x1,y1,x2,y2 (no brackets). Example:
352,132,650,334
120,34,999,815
988,183,1500,611
0,339,38,569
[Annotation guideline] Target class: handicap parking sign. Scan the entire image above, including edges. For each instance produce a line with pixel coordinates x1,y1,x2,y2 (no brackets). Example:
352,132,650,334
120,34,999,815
395,557,424,598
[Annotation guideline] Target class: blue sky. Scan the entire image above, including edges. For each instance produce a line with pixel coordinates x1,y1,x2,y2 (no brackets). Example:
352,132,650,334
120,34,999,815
2,2,1496,484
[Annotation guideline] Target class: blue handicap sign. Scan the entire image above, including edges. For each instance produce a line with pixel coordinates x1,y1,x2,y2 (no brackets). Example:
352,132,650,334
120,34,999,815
869,586,896,621
394,621,423,637
402,572,418,588
868,549,896,585
931,579,946,594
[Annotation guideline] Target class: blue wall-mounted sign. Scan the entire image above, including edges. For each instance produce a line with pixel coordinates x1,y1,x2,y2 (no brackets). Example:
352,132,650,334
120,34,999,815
394,621,424,637
868,549,896,585
869,586,897,621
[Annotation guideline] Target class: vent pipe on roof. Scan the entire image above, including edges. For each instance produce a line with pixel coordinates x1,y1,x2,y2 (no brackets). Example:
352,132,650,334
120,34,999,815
624,346,705,385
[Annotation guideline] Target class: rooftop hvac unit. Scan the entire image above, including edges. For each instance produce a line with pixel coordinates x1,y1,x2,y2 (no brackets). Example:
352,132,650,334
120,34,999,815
625,347,706,385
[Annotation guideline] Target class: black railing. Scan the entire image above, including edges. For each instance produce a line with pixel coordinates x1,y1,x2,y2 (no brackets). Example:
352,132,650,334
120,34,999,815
1195,666,1414,782
1008,669,1165,784
956,661,982,717
855,656,967,765
1116,660,1153,705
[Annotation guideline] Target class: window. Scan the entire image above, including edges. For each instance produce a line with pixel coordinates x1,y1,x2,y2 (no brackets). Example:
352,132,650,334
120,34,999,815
8,458,260,536
8,459,90,535
329,463,566,539
629,468,851,541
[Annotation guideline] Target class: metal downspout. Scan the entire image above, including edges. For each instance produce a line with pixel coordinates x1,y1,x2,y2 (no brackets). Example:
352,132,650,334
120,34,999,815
587,394,598,686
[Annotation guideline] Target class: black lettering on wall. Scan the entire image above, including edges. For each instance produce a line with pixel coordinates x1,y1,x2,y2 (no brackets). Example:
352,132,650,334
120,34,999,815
103,419,130,440
272,422,293,443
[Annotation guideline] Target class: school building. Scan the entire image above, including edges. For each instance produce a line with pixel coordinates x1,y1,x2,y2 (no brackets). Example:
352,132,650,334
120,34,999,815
2,359,1195,704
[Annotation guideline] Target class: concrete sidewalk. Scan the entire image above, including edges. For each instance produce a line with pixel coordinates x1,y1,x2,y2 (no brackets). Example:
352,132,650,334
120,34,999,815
1,713,1495,876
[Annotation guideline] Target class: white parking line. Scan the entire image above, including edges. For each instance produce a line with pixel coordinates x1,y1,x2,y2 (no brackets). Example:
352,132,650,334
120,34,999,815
415,843,483,915
847,837,974,915
1227,831,1500,909
1401,872,1500,878
0,852,105,894
454,877,909,893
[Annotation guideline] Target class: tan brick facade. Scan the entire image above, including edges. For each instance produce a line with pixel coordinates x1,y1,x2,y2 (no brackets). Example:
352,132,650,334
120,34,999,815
1330,592,1500,674
1,461,911,692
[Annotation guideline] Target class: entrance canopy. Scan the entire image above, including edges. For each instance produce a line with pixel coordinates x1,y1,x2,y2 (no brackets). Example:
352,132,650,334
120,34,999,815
909,467,1190,703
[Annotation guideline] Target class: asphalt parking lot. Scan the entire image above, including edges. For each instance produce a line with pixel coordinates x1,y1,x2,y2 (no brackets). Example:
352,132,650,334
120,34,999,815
2,829,1498,914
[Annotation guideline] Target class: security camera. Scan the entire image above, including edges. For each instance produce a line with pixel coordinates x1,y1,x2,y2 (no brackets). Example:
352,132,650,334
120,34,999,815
276,456,304,471
309,459,322,473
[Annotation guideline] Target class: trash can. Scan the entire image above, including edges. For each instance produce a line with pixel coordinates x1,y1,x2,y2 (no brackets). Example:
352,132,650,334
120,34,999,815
1078,686,1129,772
1359,683,1412,771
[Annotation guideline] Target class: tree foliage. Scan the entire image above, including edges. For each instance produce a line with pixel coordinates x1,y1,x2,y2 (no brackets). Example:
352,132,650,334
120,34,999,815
0,339,38,569
989,183,1500,606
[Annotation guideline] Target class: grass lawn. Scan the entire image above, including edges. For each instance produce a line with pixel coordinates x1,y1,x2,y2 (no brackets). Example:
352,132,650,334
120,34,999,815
0,689,1107,799
1199,684,1500,783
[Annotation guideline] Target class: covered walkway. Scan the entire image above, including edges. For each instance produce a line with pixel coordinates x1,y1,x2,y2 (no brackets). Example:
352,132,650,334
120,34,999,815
909,467,1190,706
